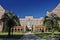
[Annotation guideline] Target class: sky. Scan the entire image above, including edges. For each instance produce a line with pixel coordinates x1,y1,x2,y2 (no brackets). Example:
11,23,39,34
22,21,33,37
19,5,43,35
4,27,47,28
0,0,60,18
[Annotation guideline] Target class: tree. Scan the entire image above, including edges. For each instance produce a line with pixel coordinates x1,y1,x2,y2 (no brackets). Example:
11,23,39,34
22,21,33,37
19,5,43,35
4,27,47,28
26,25,29,32
13,15,21,26
53,19,59,30
44,20,52,31
1,11,20,36
43,13,59,37
7,19,16,36
1,11,20,32
1,11,11,32
49,13,59,30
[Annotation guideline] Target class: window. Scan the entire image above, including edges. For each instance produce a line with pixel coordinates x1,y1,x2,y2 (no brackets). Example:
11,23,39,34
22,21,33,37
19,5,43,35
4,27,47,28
21,29,22,31
18,29,20,31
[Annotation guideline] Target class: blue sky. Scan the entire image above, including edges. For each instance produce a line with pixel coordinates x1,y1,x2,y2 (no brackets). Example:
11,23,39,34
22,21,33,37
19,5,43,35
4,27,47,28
0,0,60,18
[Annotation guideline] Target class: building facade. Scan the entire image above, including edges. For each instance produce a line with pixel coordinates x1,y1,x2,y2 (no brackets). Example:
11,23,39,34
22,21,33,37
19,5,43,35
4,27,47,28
20,16,44,27
0,5,5,32
19,16,44,32
11,26,25,32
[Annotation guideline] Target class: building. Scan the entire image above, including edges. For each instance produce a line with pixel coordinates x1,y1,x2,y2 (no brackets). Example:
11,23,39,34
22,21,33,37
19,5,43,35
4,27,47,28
34,26,47,32
46,3,60,27
20,16,44,27
0,5,5,32
11,26,25,32
19,16,44,32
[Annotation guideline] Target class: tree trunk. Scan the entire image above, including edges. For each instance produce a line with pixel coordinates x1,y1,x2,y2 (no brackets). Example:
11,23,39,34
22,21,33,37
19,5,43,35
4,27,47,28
8,27,11,37
12,28,13,36
51,29,54,37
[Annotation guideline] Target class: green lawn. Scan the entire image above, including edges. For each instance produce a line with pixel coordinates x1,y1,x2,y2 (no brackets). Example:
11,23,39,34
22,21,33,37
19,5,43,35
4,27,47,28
0,32,24,35
35,32,60,38
0,32,60,38
0,32,24,38
34,32,60,34
54,32,60,34
35,32,51,38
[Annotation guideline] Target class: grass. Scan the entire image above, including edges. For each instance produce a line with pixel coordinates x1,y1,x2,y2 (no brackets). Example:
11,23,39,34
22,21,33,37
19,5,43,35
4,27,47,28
34,32,60,34
0,32,24,38
35,32,60,39
0,32,60,38
35,32,51,38
54,32,60,34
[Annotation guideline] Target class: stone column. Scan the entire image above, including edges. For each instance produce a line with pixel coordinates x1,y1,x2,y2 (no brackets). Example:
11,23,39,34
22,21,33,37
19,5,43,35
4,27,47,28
44,28,46,32
16,28,18,32
33,25,35,32
24,26,26,32
13,28,15,32
47,28,48,32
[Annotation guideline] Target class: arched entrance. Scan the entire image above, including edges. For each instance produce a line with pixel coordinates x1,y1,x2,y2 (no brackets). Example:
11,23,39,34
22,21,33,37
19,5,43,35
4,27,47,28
34,26,47,32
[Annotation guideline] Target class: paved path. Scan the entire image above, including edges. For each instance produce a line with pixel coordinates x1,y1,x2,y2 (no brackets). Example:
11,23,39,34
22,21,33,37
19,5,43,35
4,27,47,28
24,31,34,35
20,31,40,40
20,34,40,40
20,32,59,40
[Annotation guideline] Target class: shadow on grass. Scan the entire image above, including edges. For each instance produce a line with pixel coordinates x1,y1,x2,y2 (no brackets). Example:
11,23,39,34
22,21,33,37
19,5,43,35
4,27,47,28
0,35,23,39
35,33,59,39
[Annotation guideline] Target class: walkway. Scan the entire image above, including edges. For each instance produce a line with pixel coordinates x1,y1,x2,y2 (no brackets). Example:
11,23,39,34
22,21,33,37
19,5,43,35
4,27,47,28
20,31,40,40
20,32,59,40
20,34,40,40
24,31,34,35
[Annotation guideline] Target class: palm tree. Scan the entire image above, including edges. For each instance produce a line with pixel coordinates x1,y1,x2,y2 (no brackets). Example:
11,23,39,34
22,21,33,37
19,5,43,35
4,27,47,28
2,11,20,31
13,15,21,26
1,11,10,32
1,11,20,36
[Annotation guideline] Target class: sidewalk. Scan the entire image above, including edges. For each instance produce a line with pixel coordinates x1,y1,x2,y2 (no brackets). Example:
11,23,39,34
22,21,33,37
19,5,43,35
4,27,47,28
24,31,34,35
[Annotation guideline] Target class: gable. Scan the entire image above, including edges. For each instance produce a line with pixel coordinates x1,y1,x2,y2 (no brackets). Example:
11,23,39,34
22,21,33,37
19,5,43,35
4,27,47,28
0,5,5,19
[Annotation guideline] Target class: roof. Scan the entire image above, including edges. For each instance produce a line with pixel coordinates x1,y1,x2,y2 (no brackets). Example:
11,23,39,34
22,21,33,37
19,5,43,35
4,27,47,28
51,3,60,17
35,26,47,28
46,3,60,17
13,26,24,29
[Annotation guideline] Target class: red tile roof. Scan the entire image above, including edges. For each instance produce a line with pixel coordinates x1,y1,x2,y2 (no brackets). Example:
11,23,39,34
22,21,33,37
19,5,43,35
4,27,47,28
35,26,47,28
13,26,24,29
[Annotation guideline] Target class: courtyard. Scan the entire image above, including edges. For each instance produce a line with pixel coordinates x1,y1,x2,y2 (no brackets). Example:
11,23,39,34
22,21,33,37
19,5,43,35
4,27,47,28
0,0,60,40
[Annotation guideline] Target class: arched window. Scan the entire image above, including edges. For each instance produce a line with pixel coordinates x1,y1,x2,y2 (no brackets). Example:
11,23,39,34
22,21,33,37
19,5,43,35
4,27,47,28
21,29,22,31
18,29,20,31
